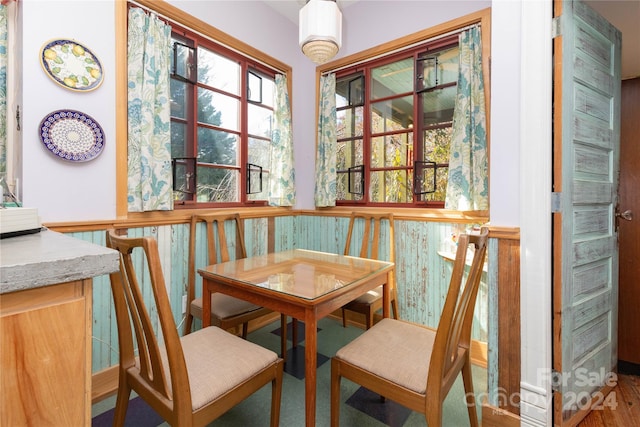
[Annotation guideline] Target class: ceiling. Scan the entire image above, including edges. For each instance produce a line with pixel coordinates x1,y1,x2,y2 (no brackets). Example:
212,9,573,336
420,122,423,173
261,0,639,79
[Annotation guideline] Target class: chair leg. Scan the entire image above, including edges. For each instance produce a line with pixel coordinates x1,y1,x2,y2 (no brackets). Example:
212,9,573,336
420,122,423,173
241,322,249,339
183,311,193,336
330,358,341,427
391,296,400,320
112,377,132,427
425,405,443,427
462,359,479,427
270,362,283,427
366,308,374,330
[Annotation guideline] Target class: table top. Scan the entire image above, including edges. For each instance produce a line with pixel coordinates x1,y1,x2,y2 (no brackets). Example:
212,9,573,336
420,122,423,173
198,248,393,301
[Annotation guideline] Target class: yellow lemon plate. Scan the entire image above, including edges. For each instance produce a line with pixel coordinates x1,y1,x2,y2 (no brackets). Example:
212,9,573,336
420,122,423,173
40,39,103,92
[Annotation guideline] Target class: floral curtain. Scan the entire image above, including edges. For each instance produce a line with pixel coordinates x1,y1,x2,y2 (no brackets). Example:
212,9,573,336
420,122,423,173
0,4,7,184
314,73,337,207
445,26,488,211
269,74,296,206
127,7,173,212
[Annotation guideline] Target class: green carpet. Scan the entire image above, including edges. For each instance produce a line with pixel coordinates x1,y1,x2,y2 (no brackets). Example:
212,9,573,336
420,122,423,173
93,317,486,426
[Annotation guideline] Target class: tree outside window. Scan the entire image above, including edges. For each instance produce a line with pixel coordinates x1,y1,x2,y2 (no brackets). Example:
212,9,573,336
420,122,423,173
170,30,274,208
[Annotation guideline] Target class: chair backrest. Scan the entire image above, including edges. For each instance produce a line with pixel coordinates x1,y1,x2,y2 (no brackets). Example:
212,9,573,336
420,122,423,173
187,213,247,303
106,230,192,416
343,212,395,283
427,227,489,397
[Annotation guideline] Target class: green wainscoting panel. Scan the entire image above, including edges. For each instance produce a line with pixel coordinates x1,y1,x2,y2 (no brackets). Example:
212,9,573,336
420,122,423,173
67,216,489,375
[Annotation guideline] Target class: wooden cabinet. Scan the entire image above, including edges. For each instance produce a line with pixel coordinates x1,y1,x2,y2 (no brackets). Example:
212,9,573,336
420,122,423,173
1,280,92,426
0,229,119,426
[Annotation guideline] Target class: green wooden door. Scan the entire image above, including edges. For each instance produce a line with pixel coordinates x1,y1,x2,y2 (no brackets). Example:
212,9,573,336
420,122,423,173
553,1,621,425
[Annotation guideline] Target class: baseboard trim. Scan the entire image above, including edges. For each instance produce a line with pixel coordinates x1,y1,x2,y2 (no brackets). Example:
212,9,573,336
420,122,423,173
482,403,521,427
92,365,119,404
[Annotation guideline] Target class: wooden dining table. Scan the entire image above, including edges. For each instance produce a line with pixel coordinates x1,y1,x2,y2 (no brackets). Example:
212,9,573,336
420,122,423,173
198,248,394,427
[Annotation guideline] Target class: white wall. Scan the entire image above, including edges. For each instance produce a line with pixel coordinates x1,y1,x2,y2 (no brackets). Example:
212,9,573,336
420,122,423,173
21,0,117,223
19,0,498,221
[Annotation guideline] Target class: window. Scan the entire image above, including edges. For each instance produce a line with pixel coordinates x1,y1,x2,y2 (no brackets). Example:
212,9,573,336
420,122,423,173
169,28,275,208
335,38,464,207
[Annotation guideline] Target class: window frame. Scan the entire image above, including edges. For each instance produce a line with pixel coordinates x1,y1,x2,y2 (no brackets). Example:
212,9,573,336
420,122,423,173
115,1,292,217
335,43,459,208
168,25,277,208
316,8,491,213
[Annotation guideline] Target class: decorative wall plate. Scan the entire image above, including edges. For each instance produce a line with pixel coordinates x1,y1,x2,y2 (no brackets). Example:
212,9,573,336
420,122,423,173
39,110,105,162
40,39,103,91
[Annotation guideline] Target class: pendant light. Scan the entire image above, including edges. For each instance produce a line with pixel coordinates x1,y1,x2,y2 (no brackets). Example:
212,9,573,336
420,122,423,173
299,0,342,64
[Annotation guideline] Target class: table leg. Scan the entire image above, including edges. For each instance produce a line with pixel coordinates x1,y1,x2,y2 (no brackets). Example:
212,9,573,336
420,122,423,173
304,311,318,427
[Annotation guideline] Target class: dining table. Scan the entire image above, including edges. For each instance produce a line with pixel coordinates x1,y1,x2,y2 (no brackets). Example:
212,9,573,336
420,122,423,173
198,248,394,427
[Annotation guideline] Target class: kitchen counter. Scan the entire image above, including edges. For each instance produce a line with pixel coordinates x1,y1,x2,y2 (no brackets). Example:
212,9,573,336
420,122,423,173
0,228,119,294
1,227,120,426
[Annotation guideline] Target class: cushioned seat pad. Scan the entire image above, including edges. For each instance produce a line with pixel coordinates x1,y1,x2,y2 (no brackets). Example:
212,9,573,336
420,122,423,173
160,326,278,411
335,318,435,394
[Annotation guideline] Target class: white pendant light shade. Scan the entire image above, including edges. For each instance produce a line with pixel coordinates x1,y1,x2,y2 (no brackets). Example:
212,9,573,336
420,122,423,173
299,0,342,64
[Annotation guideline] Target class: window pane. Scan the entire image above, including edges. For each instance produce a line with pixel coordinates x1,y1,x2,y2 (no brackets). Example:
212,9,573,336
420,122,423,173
423,127,452,164
421,86,456,126
173,162,188,201
171,122,187,158
198,88,239,131
371,58,413,100
197,127,239,166
337,106,363,138
196,165,239,202
336,138,363,171
248,104,272,138
249,72,275,108
370,170,413,203
419,46,458,89
197,47,240,95
170,79,187,119
336,172,364,201
248,72,262,103
337,75,364,107
248,170,269,201
248,137,270,169
371,133,412,168
371,95,413,133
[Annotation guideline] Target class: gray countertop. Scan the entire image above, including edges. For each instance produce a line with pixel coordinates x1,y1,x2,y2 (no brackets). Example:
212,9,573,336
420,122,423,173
0,228,120,294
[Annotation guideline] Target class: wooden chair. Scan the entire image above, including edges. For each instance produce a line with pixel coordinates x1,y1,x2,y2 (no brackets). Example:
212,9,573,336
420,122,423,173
106,230,283,427
331,227,489,427
340,212,399,329
183,212,292,360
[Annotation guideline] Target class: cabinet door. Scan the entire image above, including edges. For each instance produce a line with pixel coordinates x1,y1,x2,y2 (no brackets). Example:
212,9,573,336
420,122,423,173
1,281,90,426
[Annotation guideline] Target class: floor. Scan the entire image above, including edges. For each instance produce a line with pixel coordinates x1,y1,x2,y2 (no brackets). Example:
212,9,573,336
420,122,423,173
92,317,487,427
577,372,640,427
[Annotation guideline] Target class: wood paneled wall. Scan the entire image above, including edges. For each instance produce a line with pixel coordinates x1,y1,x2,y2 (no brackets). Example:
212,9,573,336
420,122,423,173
56,215,519,412
485,229,521,421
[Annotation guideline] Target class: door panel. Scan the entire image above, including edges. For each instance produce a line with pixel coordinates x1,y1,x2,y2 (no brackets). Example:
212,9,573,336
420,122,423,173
553,0,621,425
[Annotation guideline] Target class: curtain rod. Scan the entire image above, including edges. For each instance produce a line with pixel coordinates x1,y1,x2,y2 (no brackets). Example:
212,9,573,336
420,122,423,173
322,22,480,76
128,1,287,75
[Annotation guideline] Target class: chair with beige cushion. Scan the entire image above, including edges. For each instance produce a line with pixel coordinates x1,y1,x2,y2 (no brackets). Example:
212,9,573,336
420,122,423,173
331,227,489,427
106,229,283,427
340,212,399,329
183,212,293,360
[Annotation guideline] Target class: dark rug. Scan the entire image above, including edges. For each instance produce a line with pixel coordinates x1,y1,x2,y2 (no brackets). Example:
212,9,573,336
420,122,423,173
345,386,412,427
92,396,162,427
